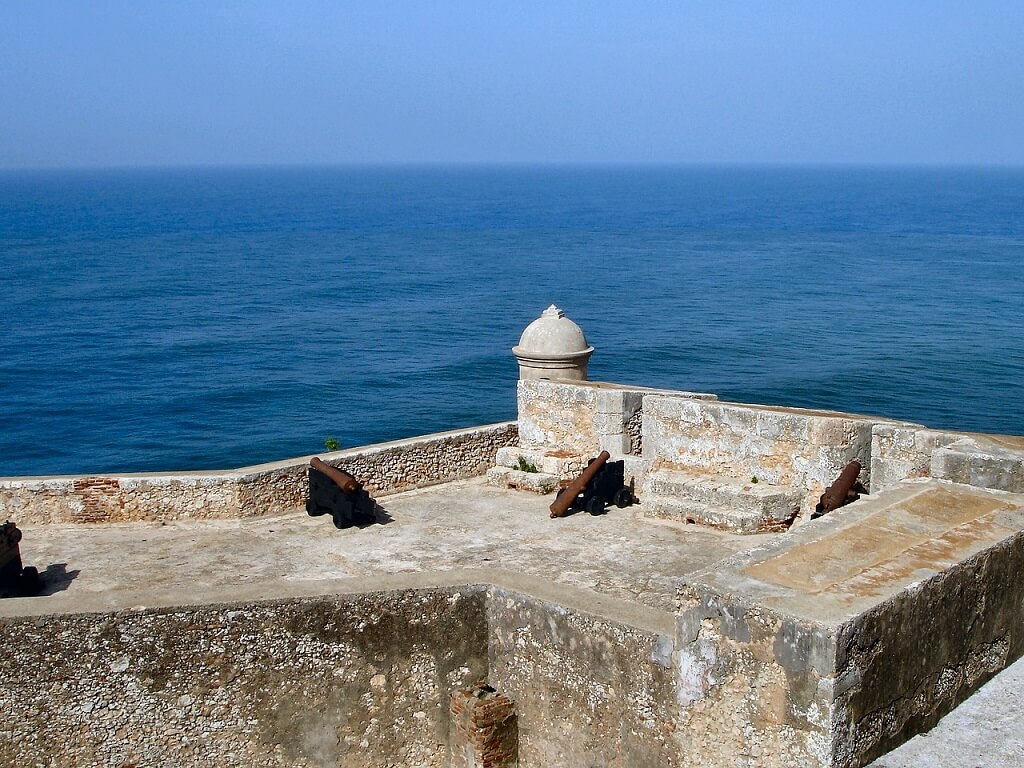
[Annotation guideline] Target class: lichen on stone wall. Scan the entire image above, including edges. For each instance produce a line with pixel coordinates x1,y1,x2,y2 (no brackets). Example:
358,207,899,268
486,588,681,767
0,588,489,768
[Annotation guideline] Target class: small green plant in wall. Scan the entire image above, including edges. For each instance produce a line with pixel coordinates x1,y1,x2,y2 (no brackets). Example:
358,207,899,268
324,436,341,452
750,475,759,484
515,456,539,473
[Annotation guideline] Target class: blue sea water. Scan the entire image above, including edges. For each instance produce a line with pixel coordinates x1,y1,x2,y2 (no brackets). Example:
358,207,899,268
1,166,1022,476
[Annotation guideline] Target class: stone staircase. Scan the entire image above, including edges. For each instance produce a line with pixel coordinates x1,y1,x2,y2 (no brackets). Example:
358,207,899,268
642,469,801,534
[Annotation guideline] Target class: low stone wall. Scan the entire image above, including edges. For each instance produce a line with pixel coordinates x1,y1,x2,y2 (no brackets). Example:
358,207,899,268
0,588,489,768
644,397,892,513
871,426,1024,495
0,422,518,526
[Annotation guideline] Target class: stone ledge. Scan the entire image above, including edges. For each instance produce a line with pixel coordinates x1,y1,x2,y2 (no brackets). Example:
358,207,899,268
675,479,1024,768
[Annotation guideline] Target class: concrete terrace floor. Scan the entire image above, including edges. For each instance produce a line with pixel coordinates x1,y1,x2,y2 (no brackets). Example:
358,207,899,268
5,476,1024,767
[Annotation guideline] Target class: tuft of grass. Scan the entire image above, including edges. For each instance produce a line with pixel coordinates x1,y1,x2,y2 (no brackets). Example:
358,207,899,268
515,456,539,473
324,436,341,452
750,475,759,484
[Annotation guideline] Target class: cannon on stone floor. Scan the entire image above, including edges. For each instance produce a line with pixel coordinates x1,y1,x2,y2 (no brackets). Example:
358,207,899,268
1,521,41,597
306,457,377,529
549,450,636,518
812,460,866,519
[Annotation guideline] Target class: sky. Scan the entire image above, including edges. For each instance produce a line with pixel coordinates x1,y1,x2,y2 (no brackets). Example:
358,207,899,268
1,1,1022,168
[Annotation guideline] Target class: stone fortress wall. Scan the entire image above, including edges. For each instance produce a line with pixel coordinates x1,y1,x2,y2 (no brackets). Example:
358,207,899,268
5,305,1024,768
0,422,518,526
492,378,1024,527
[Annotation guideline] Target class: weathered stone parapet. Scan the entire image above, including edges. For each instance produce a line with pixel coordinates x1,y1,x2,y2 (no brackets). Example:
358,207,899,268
870,426,1024,496
0,473,242,526
869,424,957,492
235,422,519,518
674,479,1024,768
643,397,892,519
516,379,716,457
486,587,680,767
0,422,518,526
0,587,489,768
644,398,879,487
930,433,1024,494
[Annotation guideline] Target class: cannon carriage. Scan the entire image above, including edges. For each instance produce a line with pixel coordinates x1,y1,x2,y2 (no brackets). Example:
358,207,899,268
306,457,377,529
550,451,636,518
1,521,41,597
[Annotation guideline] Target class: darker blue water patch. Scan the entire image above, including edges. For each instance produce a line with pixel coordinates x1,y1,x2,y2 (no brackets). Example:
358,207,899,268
1,166,1022,475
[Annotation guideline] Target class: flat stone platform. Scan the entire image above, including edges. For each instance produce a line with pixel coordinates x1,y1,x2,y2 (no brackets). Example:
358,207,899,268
5,477,1024,767
4,477,753,626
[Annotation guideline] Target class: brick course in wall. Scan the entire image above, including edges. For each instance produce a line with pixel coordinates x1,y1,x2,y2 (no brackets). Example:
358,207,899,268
449,684,518,768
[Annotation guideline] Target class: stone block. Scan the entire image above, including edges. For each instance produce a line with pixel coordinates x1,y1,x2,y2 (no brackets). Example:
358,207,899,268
485,466,560,494
931,434,1024,494
494,446,588,479
643,469,801,533
674,479,1024,767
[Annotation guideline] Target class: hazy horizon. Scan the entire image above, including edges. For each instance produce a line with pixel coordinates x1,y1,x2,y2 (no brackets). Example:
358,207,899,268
3,2,1023,170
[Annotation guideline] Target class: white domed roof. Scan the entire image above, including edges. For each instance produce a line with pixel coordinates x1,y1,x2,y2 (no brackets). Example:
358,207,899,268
513,305,593,359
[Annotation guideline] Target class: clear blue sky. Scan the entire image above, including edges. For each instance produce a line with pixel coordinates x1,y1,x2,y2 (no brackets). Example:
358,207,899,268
2,1,1022,168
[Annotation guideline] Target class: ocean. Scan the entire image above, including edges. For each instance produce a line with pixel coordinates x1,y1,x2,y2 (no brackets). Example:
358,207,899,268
1,166,1022,476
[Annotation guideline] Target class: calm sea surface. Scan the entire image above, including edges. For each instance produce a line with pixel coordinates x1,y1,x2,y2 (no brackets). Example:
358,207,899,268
1,166,1022,476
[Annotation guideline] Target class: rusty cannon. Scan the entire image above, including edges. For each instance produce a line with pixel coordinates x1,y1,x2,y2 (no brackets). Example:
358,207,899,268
549,450,636,518
306,457,377,529
1,521,41,598
812,460,866,519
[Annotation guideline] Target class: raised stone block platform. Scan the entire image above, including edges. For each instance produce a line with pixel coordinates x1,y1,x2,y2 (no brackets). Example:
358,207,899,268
675,478,1024,768
643,469,801,533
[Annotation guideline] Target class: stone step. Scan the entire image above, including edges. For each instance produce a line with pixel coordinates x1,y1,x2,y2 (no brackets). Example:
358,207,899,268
494,447,588,479
485,466,559,494
642,470,801,534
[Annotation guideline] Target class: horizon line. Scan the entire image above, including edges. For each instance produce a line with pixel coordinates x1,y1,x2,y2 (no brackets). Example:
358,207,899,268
3,159,1024,174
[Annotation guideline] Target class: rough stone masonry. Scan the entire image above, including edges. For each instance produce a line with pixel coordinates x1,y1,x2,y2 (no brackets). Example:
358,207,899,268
5,370,1024,766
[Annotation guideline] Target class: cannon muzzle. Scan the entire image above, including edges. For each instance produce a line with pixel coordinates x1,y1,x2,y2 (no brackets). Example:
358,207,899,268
814,460,864,518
